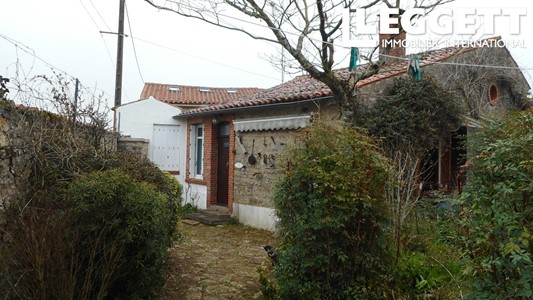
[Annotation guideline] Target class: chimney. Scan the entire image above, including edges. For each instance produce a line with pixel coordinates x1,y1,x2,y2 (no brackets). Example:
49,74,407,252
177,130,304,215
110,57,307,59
379,11,406,59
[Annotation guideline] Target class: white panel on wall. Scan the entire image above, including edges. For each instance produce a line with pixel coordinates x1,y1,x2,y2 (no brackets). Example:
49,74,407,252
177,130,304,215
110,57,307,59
152,124,180,171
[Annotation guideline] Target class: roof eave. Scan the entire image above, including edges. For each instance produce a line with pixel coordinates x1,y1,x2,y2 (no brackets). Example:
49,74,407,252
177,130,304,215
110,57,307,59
173,95,334,119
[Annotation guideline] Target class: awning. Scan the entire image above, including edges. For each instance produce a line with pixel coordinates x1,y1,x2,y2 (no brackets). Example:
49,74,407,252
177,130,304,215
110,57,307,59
233,115,311,132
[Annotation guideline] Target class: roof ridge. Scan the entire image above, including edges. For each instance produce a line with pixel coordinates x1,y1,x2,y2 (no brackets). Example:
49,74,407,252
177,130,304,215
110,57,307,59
142,82,262,90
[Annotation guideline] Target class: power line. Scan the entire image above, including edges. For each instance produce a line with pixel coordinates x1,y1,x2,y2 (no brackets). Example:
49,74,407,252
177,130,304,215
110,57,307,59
152,1,533,73
125,1,145,84
153,1,340,47
88,0,112,31
132,36,280,81
0,33,70,75
77,0,116,70
0,33,114,101
379,53,533,71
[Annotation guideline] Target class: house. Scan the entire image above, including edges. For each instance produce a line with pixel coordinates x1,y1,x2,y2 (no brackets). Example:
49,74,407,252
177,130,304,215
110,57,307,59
115,83,261,207
177,36,530,230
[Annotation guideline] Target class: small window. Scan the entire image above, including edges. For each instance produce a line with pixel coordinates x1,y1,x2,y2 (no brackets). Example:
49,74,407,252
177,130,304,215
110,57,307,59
199,88,211,93
219,122,230,137
226,90,237,94
191,124,204,178
168,85,180,92
488,83,499,106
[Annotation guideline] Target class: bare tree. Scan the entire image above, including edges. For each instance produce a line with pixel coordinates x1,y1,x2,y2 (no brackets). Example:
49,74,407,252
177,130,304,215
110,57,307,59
143,0,454,121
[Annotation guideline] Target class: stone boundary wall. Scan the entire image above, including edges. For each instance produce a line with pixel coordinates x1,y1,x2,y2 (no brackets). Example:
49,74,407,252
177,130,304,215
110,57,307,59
117,137,149,158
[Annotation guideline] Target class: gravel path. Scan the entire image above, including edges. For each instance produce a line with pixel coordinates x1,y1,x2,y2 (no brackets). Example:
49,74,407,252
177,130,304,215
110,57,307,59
161,221,275,300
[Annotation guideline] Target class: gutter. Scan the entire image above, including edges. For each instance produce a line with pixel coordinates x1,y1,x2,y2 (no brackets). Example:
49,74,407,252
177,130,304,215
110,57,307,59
173,95,334,119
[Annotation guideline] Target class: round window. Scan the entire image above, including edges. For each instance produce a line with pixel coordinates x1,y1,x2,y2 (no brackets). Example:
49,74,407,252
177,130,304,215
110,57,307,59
488,83,499,106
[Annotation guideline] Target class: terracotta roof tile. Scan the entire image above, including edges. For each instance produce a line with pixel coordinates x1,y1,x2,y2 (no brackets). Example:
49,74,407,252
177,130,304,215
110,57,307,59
181,39,503,116
139,83,262,105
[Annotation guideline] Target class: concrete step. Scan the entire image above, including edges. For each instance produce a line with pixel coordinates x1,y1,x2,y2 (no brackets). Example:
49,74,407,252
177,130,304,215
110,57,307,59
185,207,231,226
200,209,231,221
207,205,229,213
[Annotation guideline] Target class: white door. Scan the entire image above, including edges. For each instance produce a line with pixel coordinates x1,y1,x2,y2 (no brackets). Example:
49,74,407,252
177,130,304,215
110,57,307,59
152,124,180,172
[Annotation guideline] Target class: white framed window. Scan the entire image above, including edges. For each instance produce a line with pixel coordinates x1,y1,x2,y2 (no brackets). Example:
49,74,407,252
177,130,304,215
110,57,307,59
191,124,204,179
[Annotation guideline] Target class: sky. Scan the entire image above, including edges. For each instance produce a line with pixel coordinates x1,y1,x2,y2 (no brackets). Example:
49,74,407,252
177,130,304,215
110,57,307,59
1,0,532,111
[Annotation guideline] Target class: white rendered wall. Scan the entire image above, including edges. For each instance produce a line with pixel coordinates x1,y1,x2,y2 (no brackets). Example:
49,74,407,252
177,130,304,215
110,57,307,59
233,203,277,231
115,97,203,205
183,183,208,209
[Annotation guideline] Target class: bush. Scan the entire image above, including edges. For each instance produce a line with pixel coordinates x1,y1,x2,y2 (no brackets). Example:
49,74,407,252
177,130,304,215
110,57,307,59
364,76,463,261
365,75,462,152
1,169,179,300
270,122,394,299
66,169,176,299
0,76,181,299
395,203,466,299
459,110,533,299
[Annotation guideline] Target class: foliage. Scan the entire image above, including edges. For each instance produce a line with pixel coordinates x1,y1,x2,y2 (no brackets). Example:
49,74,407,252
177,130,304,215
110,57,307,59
258,263,278,300
365,75,462,153
458,110,533,299
2,167,180,300
395,201,466,299
363,75,463,260
66,169,176,299
398,252,447,294
270,122,394,299
0,75,181,299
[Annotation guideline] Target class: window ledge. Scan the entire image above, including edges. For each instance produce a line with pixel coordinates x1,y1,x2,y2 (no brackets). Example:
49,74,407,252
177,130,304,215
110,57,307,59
186,178,207,185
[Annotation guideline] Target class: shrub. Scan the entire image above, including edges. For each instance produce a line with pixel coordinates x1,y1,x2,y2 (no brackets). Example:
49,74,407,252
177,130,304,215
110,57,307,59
66,169,176,299
364,76,463,260
395,203,466,299
0,76,181,299
106,154,182,241
365,75,462,152
271,122,393,299
459,110,533,299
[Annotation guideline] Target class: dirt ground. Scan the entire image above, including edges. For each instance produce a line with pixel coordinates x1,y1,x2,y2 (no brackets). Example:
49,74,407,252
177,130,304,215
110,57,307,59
161,221,275,300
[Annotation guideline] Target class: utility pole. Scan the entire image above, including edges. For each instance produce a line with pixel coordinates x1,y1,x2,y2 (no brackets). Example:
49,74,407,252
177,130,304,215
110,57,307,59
114,0,125,130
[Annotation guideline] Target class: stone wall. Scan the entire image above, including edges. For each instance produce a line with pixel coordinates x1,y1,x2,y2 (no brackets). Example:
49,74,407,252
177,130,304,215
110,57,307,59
0,101,120,242
231,46,529,212
232,99,339,209
233,129,303,208
117,137,149,157
0,114,12,226
357,46,529,117
0,102,24,241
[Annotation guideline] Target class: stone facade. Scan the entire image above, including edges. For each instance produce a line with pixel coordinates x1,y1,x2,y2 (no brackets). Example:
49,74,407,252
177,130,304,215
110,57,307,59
233,129,301,208
117,137,149,157
357,46,529,118
0,102,120,240
180,43,530,230
181,99,340,229
0,104,20,226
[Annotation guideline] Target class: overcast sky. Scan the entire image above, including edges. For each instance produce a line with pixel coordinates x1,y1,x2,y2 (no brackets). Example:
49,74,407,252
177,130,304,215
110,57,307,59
1,0,532,110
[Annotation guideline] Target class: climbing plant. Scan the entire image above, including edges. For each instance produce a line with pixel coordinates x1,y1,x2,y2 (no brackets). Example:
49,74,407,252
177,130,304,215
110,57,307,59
364,75,463,259
366,75,463,153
